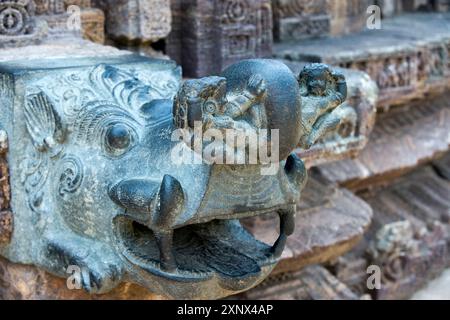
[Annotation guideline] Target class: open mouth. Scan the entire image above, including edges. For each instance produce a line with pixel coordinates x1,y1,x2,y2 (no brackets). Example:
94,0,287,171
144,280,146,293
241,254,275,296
113,210,294,283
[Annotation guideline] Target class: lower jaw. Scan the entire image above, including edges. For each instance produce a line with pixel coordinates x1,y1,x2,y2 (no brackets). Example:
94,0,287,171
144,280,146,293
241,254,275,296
113,217,281,296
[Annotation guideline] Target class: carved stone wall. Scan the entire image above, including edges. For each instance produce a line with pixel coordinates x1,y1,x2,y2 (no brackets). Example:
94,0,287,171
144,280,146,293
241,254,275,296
272,0,370,42
167,0,273,77
275,14,450,108
272,0,331,41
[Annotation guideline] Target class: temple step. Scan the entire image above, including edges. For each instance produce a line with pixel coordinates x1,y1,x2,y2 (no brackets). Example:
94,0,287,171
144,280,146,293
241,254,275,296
234,265,365,300
317,93,450,191
329,163,450,300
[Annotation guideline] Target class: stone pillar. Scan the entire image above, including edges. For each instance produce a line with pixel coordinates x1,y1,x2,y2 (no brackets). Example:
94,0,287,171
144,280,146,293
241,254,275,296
167,0,273,77
328,0,371,36
92,0,171,55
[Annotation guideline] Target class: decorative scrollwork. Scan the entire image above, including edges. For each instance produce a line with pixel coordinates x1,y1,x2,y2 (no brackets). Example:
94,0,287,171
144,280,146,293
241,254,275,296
58,155,83,197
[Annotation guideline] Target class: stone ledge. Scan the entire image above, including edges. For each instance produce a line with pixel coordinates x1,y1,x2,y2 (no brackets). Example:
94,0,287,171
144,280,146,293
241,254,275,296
0,256,165,300
275,13,450,109
317,93,450,191
234,265,364,300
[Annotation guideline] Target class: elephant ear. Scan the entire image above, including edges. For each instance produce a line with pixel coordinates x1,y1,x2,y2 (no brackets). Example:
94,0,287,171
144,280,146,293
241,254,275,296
25,91,66,153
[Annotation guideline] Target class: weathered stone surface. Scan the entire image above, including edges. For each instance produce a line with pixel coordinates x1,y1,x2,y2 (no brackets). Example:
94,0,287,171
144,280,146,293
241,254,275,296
331,165,450,299
241,171,373,276
0,256,165,300
275,13,450,108
318,93,450,191
0,129,11,245
78,7,105,44
235,265,363,300
282,60,378,167
92,0,171,44
375,0,402,18
401,0,450,12
167,0,273,77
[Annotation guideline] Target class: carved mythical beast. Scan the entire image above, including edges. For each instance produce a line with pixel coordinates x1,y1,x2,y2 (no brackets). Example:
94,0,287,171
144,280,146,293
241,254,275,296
0,56,347,299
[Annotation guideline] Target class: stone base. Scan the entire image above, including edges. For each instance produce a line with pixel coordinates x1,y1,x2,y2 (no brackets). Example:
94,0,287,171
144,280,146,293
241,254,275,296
0,256,165,300
329,162,450,300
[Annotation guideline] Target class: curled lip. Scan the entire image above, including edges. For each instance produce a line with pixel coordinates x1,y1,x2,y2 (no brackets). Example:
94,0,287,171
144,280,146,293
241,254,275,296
113,205,295,283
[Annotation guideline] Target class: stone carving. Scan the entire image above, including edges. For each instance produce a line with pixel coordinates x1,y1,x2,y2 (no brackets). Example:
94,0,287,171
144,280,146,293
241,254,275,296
366,218,448,300
0,56,349,299
279,60,378,167
0,0,35,35
167,0,273,77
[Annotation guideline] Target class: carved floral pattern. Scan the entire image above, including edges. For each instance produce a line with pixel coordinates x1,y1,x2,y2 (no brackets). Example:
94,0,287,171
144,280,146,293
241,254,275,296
0,0,35,35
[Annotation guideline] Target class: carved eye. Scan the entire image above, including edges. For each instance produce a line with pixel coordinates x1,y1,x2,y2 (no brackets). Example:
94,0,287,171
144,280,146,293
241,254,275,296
203,101,218,114
105,124,133,155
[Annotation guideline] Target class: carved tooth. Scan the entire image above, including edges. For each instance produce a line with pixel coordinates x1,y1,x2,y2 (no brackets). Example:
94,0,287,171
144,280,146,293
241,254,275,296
152,175,185,273
270,207,296,257
155,230,176,272
154,175,185,229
